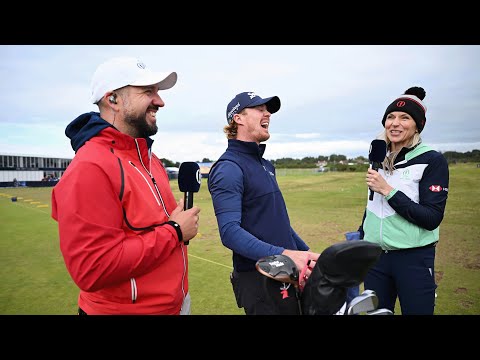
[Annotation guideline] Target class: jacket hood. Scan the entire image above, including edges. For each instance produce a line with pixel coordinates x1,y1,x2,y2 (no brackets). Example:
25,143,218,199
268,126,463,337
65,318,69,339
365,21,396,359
66,112,112,152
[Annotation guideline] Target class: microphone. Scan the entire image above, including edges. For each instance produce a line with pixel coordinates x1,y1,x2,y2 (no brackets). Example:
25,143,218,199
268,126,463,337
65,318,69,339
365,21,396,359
178,162,201,245
368,139,387,201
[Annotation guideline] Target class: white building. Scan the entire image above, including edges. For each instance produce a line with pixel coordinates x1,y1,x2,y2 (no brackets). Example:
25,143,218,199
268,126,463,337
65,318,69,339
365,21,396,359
0,153,72,186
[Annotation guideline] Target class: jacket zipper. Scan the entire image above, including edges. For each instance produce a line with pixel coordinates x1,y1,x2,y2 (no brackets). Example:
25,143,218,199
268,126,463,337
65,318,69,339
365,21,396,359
380,171,388,252
128,161,170,216
129,141,187,305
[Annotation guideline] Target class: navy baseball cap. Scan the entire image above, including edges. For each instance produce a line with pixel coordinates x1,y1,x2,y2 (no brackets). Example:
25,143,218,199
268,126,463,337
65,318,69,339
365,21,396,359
226,91,281,123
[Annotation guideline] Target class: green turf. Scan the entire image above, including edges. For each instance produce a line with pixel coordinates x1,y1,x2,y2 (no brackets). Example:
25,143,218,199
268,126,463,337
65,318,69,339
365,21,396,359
0,163,478,315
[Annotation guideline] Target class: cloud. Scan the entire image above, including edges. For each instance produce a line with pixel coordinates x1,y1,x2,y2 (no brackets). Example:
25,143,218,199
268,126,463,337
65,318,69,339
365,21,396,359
1,45,479,163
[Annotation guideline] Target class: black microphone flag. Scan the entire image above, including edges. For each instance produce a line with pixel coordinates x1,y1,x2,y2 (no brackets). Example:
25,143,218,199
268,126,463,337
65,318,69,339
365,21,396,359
178,162,201,245
368,140,387,201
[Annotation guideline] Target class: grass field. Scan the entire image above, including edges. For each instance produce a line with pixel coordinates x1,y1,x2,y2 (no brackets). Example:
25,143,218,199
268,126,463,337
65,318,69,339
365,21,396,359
0,163,478,315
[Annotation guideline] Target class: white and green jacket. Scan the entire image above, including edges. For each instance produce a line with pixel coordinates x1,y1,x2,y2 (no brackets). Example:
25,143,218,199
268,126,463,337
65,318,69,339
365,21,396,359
360,143,449,251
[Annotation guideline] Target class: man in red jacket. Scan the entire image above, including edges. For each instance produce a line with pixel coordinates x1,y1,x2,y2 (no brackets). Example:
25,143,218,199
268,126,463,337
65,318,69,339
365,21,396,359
52,56,200,315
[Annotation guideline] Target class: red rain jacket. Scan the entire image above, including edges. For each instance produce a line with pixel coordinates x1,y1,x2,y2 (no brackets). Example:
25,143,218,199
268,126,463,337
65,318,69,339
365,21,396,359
52,125,187,314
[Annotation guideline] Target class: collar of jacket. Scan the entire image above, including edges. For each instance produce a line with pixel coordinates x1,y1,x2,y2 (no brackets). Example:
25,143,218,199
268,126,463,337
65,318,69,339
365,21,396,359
227,139,266,157
99,127,154,151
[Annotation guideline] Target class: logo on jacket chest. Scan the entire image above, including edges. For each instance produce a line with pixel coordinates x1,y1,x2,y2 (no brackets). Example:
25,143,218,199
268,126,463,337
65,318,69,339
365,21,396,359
263,166,274,177
400,169,410,180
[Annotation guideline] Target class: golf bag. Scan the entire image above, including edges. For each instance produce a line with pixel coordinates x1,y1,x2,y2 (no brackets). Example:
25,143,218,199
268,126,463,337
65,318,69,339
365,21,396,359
256,240,392,315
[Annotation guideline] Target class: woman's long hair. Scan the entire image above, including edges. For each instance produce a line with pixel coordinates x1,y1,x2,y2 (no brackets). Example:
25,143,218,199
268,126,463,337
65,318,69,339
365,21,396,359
378,129,421,175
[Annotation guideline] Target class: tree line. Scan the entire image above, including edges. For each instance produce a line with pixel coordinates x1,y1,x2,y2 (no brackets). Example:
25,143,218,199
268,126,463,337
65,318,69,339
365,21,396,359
161,150,480,169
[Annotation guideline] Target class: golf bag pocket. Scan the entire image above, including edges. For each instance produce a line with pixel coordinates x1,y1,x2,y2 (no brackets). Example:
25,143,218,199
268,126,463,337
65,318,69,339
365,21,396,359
262,277,301,315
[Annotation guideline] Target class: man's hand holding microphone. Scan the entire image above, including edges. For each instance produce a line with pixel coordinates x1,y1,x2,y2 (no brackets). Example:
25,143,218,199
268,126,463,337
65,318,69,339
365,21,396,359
168,162,202,245
168,198,200,244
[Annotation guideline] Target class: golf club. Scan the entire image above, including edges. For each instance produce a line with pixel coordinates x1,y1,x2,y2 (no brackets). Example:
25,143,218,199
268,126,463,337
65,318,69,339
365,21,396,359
346,289,379,315
366,308,394,315
256,241,393,315
255,254,303,314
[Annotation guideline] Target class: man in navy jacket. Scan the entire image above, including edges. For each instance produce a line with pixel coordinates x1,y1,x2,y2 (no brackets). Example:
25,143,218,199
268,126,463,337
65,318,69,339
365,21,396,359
208,91,319,315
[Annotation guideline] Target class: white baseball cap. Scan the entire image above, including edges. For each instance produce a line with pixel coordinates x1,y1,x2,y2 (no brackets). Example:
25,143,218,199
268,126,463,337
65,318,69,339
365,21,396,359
90,56,177,104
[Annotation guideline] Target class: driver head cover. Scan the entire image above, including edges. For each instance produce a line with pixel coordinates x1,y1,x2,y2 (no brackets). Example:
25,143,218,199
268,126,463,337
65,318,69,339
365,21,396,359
256,254,299,283
301,241,382,315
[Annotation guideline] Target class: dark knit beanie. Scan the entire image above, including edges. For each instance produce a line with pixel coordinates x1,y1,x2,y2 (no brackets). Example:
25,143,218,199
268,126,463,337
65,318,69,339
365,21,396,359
381,86,427,133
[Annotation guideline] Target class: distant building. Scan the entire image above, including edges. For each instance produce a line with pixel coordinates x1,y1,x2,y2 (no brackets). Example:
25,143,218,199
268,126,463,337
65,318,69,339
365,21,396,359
0,153,72,187
197,162,214,178
165,166,179,180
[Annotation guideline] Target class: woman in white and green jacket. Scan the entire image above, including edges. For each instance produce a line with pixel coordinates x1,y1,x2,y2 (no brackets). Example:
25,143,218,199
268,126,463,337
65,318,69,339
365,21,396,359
359,86,449,315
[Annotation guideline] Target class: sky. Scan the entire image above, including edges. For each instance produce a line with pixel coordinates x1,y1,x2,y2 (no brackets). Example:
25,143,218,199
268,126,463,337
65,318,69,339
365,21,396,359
1,45,479,164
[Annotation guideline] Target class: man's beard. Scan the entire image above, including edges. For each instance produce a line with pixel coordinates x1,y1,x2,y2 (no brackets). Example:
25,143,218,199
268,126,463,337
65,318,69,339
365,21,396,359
124,112,158,138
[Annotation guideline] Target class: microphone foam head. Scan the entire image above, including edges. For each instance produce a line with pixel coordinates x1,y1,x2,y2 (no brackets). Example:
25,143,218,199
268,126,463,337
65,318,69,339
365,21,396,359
369,140,387,162
178,162,201,192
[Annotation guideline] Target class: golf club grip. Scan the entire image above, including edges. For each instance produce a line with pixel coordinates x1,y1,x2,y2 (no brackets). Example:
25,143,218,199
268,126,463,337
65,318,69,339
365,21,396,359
369,187,374,201
183,192,194,245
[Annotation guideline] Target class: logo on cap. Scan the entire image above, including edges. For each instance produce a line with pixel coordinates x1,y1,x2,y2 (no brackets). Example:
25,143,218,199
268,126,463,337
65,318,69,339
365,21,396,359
227,102,241,120
397,101,406,107
137,61,146,69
